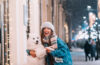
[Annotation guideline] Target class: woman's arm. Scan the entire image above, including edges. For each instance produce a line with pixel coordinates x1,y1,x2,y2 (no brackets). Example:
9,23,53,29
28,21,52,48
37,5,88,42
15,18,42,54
50,47,68,57
26,49,36,57
50,38,70,57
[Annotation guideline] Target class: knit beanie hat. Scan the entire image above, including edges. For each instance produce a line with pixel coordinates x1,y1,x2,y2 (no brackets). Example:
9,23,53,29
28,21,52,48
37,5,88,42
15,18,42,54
41,21,55,32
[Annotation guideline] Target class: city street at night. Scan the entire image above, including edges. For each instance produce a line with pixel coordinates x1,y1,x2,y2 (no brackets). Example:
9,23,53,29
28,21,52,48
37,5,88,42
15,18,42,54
0,0,100,65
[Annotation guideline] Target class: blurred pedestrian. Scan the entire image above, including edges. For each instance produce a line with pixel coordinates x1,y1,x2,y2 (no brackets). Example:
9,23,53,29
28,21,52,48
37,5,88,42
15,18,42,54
84,40,91,61
90,39,96,61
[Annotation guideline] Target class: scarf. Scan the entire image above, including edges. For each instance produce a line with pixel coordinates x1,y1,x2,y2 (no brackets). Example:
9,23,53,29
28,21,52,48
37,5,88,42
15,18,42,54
43,34,57,47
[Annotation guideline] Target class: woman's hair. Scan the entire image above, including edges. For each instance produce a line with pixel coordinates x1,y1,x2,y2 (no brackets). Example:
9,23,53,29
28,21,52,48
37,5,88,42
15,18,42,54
41,28,55,65
41,28,53,46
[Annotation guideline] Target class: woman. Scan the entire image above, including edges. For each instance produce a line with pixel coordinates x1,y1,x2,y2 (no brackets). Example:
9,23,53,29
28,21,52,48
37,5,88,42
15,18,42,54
41,22,72,65
28,21,73,65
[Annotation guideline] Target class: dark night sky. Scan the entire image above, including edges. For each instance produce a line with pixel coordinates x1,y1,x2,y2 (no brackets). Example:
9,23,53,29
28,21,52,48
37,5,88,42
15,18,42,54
63,0,97,31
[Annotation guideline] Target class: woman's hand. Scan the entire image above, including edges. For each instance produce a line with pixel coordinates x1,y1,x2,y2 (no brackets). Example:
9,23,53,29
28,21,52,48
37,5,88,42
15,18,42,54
30,50,36,57
45,47,52,53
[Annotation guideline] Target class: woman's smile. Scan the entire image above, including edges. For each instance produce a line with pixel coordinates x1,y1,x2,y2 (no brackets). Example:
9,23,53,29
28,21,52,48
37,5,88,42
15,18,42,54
43,27,52,37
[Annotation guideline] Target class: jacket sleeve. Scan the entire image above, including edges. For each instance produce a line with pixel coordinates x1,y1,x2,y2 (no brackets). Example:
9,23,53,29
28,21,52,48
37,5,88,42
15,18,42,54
50,38,69,57
26,49,30,55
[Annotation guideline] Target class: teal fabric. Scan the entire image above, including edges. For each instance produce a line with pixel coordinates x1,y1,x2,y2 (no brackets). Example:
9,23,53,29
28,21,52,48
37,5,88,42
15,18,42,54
47,37,73,65
26,49,30,55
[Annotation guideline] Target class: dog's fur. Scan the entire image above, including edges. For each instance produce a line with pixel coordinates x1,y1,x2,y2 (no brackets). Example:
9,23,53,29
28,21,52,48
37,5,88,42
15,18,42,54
25,34,46,65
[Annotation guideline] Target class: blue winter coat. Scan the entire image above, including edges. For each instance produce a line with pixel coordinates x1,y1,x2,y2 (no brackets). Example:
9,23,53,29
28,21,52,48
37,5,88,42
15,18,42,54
46,38,73,65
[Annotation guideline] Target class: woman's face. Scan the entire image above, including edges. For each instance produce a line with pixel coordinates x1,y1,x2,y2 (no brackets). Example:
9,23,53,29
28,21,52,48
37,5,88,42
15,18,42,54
43,27,52,37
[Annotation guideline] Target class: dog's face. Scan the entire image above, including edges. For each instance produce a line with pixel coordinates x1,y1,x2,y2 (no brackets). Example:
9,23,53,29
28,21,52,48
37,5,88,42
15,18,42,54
27,33,41,46
32,34,40,45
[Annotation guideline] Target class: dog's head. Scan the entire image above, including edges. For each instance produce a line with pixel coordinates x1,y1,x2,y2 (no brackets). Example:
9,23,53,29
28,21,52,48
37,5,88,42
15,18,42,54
28,33,41,45
32,34,40,44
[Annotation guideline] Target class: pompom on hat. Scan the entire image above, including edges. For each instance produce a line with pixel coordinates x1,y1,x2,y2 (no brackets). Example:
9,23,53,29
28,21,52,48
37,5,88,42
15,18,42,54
41,21,55,32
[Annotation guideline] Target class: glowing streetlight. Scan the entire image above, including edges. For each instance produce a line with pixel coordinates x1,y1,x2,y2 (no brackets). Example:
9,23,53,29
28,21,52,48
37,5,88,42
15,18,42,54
83,16,86,19
87,5,92,11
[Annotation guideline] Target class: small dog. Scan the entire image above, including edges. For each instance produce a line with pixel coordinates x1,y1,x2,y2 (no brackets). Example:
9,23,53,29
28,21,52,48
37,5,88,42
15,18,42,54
25,33,46,65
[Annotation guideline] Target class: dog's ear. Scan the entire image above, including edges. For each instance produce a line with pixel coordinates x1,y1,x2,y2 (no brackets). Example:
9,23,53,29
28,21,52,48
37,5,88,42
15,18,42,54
29,33,35,38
